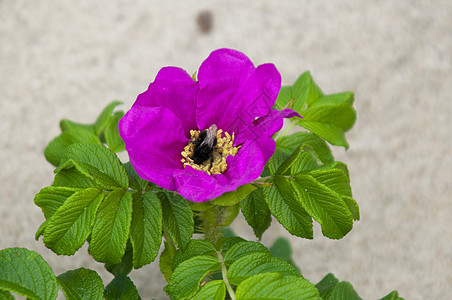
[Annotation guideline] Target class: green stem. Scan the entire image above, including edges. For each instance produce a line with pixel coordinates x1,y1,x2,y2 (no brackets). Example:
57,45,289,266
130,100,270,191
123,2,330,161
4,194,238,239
200,206,226,249
217,251,236,300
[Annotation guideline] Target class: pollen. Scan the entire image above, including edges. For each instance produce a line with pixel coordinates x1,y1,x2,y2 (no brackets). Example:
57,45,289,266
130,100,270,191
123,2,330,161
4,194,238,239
181,128,240,175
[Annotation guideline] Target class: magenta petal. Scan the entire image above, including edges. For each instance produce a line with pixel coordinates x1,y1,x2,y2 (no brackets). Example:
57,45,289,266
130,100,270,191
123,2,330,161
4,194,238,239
135,66,199,137
119,105,188,190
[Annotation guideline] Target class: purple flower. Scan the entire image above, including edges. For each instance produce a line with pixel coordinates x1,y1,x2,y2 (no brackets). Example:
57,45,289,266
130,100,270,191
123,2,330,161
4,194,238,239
119,48,298,202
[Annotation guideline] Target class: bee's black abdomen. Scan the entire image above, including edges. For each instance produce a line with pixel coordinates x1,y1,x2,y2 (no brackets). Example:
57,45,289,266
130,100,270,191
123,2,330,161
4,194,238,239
192,130,217,165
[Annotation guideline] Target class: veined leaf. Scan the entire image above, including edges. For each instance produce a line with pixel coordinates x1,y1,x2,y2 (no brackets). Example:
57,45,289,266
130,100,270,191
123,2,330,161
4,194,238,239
105,111,125,153
172,240,216,271
57,268,103,300
44,129,101,167
104,275,140,300
236,272,321,300
34,186,79,219
130,191,162,269
263,176,313,239
94,100,122,135
160,241,177,283
269,237,299,272
220,236,246,253
0,248,58,300
240,188,272,240
159,192,194,250
224,241,269,266
43,188,104,255
90,190,133,264
104,244,133,276
60,119,95,133
52,167,97,188
211,184,256,206
123,162,148,192
165,255,221,300
315,272,339,298
227,252,299,286
191,280,226,300
326,281,363,300
60,143,129,190
379,290,404,300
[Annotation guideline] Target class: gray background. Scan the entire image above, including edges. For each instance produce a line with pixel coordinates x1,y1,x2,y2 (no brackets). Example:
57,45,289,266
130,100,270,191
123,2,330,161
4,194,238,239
1,1,451,299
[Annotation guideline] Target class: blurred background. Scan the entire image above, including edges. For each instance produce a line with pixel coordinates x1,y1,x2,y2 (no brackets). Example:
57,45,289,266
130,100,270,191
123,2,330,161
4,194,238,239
1,1,451,299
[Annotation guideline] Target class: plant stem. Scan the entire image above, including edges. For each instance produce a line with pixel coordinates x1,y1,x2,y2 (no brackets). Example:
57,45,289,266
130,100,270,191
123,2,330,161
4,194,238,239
217,251,236,300
200,206,224,249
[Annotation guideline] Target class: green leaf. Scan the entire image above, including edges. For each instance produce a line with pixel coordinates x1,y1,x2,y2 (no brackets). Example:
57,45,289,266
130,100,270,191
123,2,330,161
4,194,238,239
326,281,363,300
44,129,101,167
263,176,313,239
240,188,272,240
276,131,334,165
269,237,299,272
159,192,194,250
160,241,177,282
57,268,103,300
60,119,95,133
276,145,320,175
275,71,323,112
379,290,404,300
43,188,104,255
34,186,79,219
59,143,129,190
191,280,226,300
315,273,339,298
123,162,148,192
220,236,246,253
211,184,256,206
35,219,49,240
94,100,122,135
165,255,221,300
130,191,162,269
104,243,133,276
236,272,321,300
298,92,356,149
172,240,216,271
104,275,140,300
292,173,353,239
90,190,133,264
227,252,299,286
105,111,125,152
0,248,58,300
224,241,269,266
52,167,97,188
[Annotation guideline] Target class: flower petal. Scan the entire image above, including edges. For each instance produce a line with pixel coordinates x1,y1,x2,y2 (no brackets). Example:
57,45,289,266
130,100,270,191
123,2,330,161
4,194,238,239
119,105,188,190
135,66,199,137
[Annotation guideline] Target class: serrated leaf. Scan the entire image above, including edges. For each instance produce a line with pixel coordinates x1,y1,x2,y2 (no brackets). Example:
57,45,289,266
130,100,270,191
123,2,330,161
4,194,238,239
165,255,220,300
326,281,363,300
299,120,350,148
52,167,97,188
292,173,353,239
59,143,128,189
236,272,321,300
105,111,125,152
94,100,122,135
57,268,103,300
172,240,216,271
34,186,79,219
276,145,320,175
220,236,246,253
44,129,102,167
104,275,140,300
159,192,194,250
224,241,269,266
379,290,404,300
130,192,162,269
90,190,133,264
211,184,256,206
0,248,58,300
160,241,177,283
276,131,334,165
43,188,104,255
123,162,148,192
315,273,339,298
227,252,299,285
263,176,313,239
191,280,226,300
240,188,271,239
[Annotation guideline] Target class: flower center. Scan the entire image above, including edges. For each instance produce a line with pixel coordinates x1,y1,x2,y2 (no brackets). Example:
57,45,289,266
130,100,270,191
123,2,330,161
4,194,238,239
181,124,240,175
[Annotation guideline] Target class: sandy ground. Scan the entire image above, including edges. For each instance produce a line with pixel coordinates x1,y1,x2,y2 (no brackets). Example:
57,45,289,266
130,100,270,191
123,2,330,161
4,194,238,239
1,1,451,299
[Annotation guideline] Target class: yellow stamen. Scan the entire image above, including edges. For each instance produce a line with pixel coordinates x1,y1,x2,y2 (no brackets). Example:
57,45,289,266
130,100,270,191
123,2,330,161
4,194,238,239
180,127,240,175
